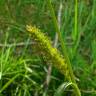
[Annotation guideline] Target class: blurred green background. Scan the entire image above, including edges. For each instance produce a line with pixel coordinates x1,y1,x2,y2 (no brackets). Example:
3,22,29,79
0,0,96,96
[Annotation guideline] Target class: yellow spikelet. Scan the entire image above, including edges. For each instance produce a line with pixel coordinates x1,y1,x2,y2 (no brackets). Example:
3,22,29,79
26,25,71,80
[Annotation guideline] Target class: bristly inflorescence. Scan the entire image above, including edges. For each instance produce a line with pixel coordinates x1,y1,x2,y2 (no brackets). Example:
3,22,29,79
26,25,71,80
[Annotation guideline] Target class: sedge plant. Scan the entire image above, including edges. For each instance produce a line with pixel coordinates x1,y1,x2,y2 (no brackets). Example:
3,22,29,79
26,25,81,96
26,0,81,96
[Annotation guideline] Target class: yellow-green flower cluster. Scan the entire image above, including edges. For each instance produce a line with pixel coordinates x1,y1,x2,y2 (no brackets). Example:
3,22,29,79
26,25,71,80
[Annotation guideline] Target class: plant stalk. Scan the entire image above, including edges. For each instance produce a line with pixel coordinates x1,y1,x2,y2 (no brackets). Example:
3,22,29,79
47,0,81,96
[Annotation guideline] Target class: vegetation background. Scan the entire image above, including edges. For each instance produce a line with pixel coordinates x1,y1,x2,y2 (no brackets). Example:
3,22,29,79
0,0,96,96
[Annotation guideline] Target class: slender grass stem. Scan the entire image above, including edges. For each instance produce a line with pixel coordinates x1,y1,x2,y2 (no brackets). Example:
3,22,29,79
74,0,78,41
72,0,79,58
47,0,81,96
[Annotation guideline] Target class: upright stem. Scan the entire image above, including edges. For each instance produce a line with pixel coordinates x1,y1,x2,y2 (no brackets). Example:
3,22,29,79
72,0,79,58
47,0,81,96
47,0,75,85
45,1,62,93
74,0,78,41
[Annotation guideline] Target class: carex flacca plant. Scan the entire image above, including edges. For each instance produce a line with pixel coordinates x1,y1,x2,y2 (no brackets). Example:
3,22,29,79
26,0,81,95
26,25,81,96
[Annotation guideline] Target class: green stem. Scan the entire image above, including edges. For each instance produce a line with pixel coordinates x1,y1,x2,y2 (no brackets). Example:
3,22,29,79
47,0,81,96
72,0,78,58
71,83,81,96
74,0,78,41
